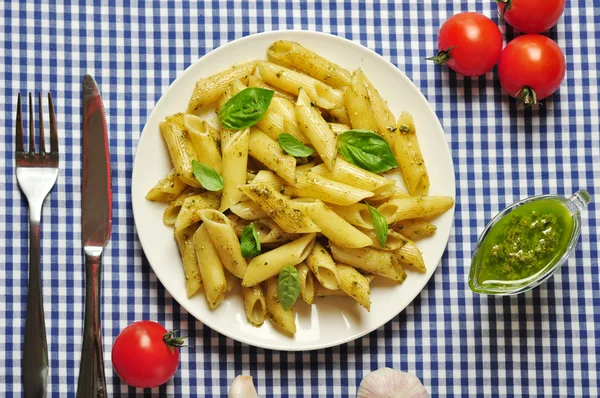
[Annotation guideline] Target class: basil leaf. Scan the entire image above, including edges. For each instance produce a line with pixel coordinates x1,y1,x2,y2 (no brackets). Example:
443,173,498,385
278,265,300,311
219,87,274,129
240,223,261,258
368,204,388,247
338,130,398,173
277,133,315,157
191,160,224,191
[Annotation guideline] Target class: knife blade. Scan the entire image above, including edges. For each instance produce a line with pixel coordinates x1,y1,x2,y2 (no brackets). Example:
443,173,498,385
77,75,111,397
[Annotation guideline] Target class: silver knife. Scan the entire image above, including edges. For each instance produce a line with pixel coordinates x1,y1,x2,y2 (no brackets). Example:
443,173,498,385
77,75,112,397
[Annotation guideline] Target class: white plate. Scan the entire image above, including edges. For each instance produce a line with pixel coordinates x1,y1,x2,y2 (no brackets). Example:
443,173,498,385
131,30,455,351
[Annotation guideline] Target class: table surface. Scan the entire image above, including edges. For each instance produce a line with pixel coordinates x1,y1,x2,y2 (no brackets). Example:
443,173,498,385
1,1,598,396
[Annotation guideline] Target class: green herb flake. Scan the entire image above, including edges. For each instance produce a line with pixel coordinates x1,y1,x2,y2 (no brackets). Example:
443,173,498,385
240,223,261,258
191,160,224,191
278,266,300,311
277,133,315,157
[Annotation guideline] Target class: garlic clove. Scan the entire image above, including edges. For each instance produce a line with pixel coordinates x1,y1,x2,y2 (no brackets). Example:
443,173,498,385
357,367,428,398
228,375,259,398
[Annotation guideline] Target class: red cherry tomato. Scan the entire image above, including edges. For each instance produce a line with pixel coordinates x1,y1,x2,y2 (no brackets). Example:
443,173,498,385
498,0,566,33
111,321,185,388
498,34,566,107
428,12,503,77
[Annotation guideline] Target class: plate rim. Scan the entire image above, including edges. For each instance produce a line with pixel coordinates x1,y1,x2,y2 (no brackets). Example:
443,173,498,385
131,29,456,351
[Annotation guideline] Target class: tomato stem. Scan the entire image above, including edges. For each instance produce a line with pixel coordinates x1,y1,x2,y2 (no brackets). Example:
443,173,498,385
426,46,457,65
515,86,538,108
495,0,512,18
163,330,187,353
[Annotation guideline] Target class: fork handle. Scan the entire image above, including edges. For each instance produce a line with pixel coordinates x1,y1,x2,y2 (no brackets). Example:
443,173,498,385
77,246,107,397
23,209,49,398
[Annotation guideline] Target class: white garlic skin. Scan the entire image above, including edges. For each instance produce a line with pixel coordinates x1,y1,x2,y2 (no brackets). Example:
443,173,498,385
357,367,429,398
228,375,259,398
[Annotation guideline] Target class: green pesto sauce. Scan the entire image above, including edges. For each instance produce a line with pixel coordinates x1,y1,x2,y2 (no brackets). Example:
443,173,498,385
478,199,573,282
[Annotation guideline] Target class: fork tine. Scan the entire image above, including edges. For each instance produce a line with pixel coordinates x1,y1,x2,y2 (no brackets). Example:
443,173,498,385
38,92,46,155
15,93,24,153
48,93,58,154
28,93,35,154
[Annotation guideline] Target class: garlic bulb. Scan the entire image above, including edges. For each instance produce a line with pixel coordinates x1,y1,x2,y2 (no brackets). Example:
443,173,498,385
357,367,428,398
228,375,259,398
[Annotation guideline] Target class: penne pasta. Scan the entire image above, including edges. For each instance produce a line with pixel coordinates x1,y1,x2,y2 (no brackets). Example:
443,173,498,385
252,170,286,190
294,199,373,248
267,40,352,88
328,122,351,135
263,277,296,334
257,97,309,144
248,127,296,185
394,111,430,196
230,200,269,220
247,74,297,102
358,228,409,251
242,233,316,287
377,196,455,224
362,69,397,144
220,128,250,211
311,158,395,192
216,79,247,116
344,68,378,132
257,60,344,109
199,209,248,278
296,262,315,305
336,263,371,311
239,183,321,234
305,242,341,290
230,216,299,245
187,61,256,112
163,188,201,226
242,285,267,326
174,225,202,297
184,114,222,173
329,244,404,282
390,219,438,240
368,184,410,204
325,106,351,126
329,203,374,229
393,239,426,273
193,224,227,309
145,169,187,202
295,89,337,170
160,113,199,187
283,171,373,206
173,192,221,233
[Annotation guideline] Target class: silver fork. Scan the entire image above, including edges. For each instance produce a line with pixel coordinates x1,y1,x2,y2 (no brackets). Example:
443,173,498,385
15,92,59,398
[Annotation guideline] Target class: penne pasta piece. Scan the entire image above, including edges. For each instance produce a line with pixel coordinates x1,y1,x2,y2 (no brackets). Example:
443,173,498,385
160,113,199,187
358,228,409,251
173,192,221,233
239,184,321,234
283,171,373,206
230,216,299,245
263,277,296,334
328,122,351,135
294,199,373,248
163,188,201,226
193,224,227,309
305,242,341,290
393,239,426,273
362,69,397,144
242,233,316,287
377,196,455,224
230,200,268,220
145,169,187,202
295,162,315,175
368,184,410,204
220,128,250,211
187,61,256,112
295,89,337,170
329,203,374,229
251,170,286,190
174,225,202,297
242,285,267,326
329,243,404,282
216,79,247,116
248,127,296,185
344,68,378,131
311,158,395,192
224,269,236,292
267,40,352,88
336,263,371,311
257,97,309,144
257,61,344,109
296,262,315,305
247,74,297,102
394,111,430,195
199,209,248,278
390,219,438,240
325,106,351,126
314,274,375,299
184,114,222,173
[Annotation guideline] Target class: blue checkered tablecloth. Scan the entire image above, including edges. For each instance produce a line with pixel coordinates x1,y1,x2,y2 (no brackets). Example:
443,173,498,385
1,1,598,396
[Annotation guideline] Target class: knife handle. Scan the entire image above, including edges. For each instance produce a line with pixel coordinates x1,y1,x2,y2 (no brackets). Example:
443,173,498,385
77,246,107,398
